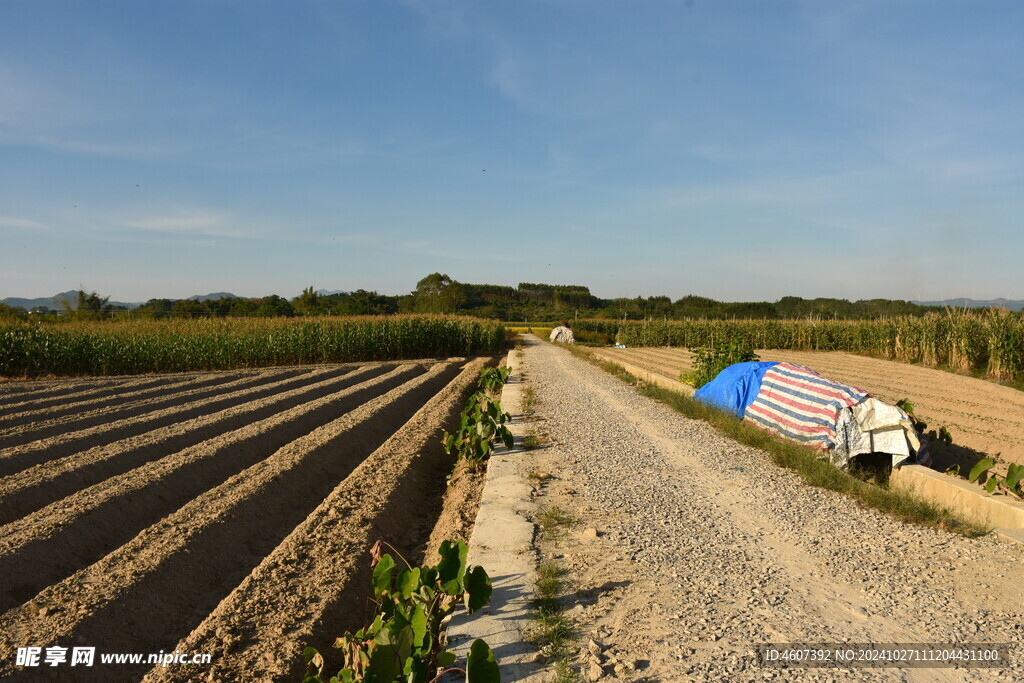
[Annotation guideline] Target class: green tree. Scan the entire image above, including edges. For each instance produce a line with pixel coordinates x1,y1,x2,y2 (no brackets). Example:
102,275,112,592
292,286,322,316
0,303,27,321
65,289,110,320
413,273,466,314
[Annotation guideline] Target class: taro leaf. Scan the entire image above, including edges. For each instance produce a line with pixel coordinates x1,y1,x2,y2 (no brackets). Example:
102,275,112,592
466,639,501,683
969,458,996,483
501,426,514,449
421,567,438,586
409,604,428,648
368,642,400,683
437,651,457,667
464,565,492,613
1004,464,1023,491
394,623,415,663
939,426,953,445
398,567,421,600
985,477,999,493
303,647,324,677
437,540,469,595
403,653,428,683
373,554,396,597
338,669,356,683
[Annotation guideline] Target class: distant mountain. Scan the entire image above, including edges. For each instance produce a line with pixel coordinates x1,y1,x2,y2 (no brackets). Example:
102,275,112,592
2,290,242,311
913,298,1024,312
1,290,141,311
315,289,347,296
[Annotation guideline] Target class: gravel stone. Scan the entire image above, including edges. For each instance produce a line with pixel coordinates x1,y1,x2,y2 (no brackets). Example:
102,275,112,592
519,339,1024,682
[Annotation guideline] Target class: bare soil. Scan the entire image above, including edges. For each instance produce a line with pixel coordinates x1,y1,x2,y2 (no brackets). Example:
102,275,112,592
0,358,493,681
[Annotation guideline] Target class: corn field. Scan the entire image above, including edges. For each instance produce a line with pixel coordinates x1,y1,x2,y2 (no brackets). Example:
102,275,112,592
0,316,506,378
597,309,1024,382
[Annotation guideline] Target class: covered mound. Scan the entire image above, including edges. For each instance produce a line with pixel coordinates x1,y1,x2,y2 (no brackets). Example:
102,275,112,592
695,361,921,468
549,326,575,343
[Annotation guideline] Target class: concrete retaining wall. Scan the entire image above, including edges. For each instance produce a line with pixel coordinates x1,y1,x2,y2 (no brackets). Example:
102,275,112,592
890,464,1024,531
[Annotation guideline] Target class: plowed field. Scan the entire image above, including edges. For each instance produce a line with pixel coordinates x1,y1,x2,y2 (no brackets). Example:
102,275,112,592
0,358,488,681
597,347,1024,469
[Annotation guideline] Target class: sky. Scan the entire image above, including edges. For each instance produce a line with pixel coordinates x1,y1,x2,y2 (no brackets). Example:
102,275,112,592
1,0,1022,303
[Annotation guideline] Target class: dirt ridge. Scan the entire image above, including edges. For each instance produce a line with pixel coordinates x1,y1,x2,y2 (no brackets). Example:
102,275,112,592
0,364,424,611
0,367,305,447
146,357,487,682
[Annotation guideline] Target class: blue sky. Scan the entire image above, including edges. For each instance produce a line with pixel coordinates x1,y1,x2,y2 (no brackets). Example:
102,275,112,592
2,0,1022,303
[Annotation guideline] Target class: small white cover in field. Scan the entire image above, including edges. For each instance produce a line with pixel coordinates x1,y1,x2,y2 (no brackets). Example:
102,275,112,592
549,326,575,343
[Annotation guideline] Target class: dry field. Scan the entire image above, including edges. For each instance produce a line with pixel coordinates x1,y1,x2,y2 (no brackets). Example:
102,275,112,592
597,347,1024,470
0,357,487,681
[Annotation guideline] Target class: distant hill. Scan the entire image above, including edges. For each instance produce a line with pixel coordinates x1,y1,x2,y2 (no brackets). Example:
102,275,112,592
1,290,141,311
913,298,1024,312
2,290,241,311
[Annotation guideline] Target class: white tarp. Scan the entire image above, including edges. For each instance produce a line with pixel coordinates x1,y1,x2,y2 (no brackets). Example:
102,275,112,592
549,326,575,343
833,398,920,468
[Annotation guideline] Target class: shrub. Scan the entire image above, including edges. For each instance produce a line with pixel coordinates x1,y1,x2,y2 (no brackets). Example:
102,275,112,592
690,335,759,389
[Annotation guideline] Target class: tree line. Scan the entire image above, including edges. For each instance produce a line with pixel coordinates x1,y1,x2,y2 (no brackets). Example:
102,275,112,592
1,274,948,322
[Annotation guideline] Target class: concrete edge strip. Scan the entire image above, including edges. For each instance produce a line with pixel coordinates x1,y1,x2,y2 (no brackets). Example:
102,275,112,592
445,346,545,680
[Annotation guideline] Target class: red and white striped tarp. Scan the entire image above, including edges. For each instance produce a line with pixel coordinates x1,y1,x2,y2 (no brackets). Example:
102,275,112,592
744,362,868,451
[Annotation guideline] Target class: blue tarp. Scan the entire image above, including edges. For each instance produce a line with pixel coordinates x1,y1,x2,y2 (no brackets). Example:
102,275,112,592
693,361,778,418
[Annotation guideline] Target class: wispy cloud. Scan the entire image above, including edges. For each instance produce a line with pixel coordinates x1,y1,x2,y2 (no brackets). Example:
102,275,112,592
0,216,46,230
120,211,248,239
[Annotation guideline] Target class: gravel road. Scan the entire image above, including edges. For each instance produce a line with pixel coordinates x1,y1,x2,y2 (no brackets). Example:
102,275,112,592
519,337,1024,682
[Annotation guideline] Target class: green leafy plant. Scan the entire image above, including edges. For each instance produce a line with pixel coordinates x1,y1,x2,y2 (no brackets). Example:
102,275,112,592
478,366,511,396
442,392,514,466
967,459,1024,499
442,367,514,467
303,540,499,683
689,336,759,389
895,398,953,446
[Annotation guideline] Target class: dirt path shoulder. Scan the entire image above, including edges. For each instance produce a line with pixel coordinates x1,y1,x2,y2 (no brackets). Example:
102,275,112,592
520,338,1024,682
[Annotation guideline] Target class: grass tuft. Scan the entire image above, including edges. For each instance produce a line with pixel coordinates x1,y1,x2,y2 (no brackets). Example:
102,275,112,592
536,506,577,535
527,557,578,682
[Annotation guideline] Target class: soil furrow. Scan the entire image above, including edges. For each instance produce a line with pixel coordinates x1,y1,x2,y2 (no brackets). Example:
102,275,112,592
0,360,475,682
0,376,200,421
0,365,377,478
148,357,487,682
602,350,684,380
0,363,427,612
0,368,304,448
0,380,115,407
0,366,384,523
